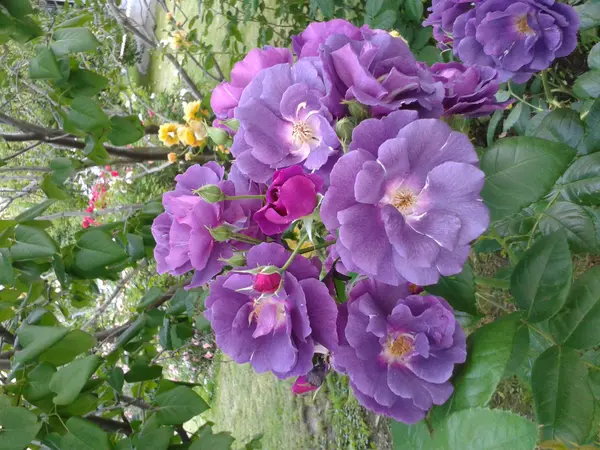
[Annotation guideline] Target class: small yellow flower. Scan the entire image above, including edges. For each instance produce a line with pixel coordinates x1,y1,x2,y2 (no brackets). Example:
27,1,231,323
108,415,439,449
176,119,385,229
170,30,190,51
183,101,202,123
177,125,199,147
189,120,208,141
184,152,193,161
168,152,178,164
166,12,173,21
158,123,180,147
389,30,408,44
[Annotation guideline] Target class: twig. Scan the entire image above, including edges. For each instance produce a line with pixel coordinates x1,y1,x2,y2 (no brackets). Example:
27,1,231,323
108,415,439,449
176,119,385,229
36,204,142,221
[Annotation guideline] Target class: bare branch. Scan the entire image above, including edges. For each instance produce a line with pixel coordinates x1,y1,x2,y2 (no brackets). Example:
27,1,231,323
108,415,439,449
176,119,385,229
36,204,143,221
0,142,43,163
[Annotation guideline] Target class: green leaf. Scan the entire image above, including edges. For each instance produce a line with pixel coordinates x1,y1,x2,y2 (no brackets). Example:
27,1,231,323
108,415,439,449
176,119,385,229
314,0,334,18
56,13,94,29
538,201,598,253
487,110,503,146
83,135,111,164
503,102,523,133
0,407,42,450
532,346,594,444
15,200,55,221
60,417,111,450
431,408,538,450
549,266,600,349
136,426,173,450
107,368,124,393
23,362,56,402
10,225,58,261
481,137,576,222
73,230,128,274
137,287,163,311
589,43,600,71
404,0,423,22
51,28,99,57
49,355,102,405
511,232,572,322
390,421,431,450
585,97,600,154
191,425,235,450
503,322,530,378
575,3,600,30
107,115,145,146
41,174,68,200
124,364,163,383
15,326,69,364
29,47,63,80
443,314,520,414
66,69,109,97
39,330,96,366
425,262,477,315
531,108,585,151
1,0,33,18
0,249,14,286
154,386,210,425
574,71,600,99
554,153,600,205
67,97,110,133
365,0,384,19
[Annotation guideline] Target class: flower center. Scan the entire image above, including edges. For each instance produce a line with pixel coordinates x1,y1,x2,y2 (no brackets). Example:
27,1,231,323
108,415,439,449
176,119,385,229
516,15,533,35
391,189,417,215
387,335,414,358
292,121,315,145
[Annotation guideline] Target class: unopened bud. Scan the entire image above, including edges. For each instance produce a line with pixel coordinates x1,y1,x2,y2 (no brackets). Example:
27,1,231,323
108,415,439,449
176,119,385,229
209,225,233,242
195,184,225,203
253,272,282,293
335,117,354,142
345,101,369,121
222,253,247,267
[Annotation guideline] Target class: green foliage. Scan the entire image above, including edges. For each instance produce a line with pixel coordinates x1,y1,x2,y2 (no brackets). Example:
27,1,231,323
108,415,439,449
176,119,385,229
425,261,478,315
154,385,210,425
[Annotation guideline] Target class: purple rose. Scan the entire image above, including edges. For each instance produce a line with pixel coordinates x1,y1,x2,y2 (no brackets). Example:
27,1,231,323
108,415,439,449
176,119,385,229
320,111,489,286
204,243,338,379
292,19,365,59
451,0,580,83
210,47,293,122
423,0,481,46
253,166,323,236
231,59,340,183
321,30,444,118
431,62,513,118
332,279,466,424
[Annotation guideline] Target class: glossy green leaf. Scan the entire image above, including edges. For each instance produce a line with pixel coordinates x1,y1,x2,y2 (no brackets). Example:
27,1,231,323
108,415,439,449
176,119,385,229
532,346,594,444
444,314,521,413
531,108,585,151
124,364,163,383
14,200,55,221
511,232,572,322
67,97,110,133
10,225,58,261
66,69,109,97
539,201,598,253
23,362,56,402
137,287,163,311
314,0,334,18
585,97,600,154
481,137,576,222
73,229,128,274
404,0,423,22
107,115,145,146
390,421,431,450
191,425,235,450
29,47,63,80
2,0,33,18
0,407,42,450
549,266,600,349
154,386,210,425
136,426,173,450
51,28,99,57
50,355,102,405
41,174,68,200
0,249,14,286
431,408,538,450
554,153,600,205
60,417,111,450
589,43,600,70
503,322,530,378
576,3,600,30
108,368,124,394
15,326,69,364
39,330,96,366
574,71,600,99
425,262,477,315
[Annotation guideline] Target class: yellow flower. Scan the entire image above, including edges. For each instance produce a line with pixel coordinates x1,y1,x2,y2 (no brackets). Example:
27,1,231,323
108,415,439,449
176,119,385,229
177,125,198,147
184,152,193,161
189,120,208,141
158,123,180,147
170,30,189,51
168,152,178,164
183,101,202,123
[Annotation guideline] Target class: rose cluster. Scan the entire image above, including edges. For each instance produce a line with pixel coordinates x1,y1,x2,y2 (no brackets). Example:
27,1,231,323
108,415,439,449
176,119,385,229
153,10,576,423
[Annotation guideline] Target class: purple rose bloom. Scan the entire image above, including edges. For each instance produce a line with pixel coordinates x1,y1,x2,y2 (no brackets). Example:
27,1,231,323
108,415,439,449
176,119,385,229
205,243,338,379
292,19,365,59
152,162,249,288
321,111,489,286
232,59,340,183
254,166,323,236
210,47,293,123
321,30,444,118
423,0,481,46
452,0,580,83
431,62,513,117
332,279,466,424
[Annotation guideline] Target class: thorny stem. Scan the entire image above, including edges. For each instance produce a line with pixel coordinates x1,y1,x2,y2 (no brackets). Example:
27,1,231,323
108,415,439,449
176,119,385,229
281,234,309,271
474,276,510,290
298,239,336,255
507,82,543,112
224,194,265,201
490,227,519,265
527,191,561,249
541,71,557,107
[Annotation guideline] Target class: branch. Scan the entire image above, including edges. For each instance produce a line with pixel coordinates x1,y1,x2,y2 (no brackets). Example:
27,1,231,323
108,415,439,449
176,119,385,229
0,327,15,345
36,204,143,221
94,322,132,341
86,416,133,436
0,142,43,163
120,395,151,409
0,166,52,173
0,360,10,371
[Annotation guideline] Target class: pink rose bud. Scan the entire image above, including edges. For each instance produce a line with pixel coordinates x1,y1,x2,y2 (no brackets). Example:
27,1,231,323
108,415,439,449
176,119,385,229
253,272,282,294
204,352,214,359
202,343,212,349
